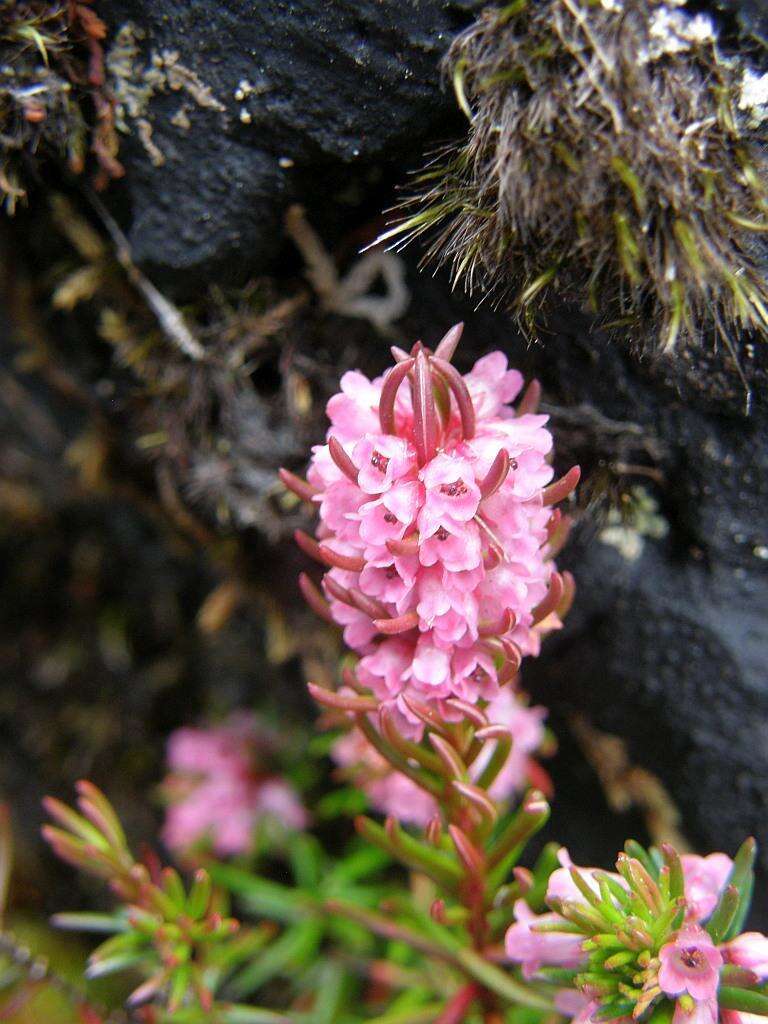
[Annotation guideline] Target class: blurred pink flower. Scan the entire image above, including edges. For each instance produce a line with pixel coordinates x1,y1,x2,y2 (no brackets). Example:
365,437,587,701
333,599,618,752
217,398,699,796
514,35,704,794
722,933,768,978
161,713,307,857
332,691,547,826
505,899,586,978
672,997,718,1024
681,853,734,922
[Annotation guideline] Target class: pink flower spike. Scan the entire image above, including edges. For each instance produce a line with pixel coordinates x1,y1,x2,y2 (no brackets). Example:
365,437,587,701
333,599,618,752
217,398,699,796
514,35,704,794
412,348,439,466
517,379,542,416
353,435,413,494
658,926,723,1001
296,328,569,712
433,322,464,362
420,453,481,528
161,714,306,857
479,449,510,500
378,358,414,435
431,355,476,440
328,436,359,484
723,933,768,979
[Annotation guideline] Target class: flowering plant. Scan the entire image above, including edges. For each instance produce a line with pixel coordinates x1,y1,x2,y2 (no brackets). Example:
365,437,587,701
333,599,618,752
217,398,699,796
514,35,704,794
26,325,766,1024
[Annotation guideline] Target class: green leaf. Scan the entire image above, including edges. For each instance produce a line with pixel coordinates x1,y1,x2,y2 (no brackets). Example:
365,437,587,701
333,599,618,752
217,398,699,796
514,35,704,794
221,1007,294,1024
208,864,315,924
487,795,550,884
328,845,390,885
326,913,374,953
361,1005,443,1024
526,843,561,912
309,959,350,1023
288,833,324,890
719,987,768,1016
316,787,368,820
706,885,739,944
51,911,130,933
454,949,554,1010
85,950,149,979
186,869,213,919
168,963,192,1012
355,816,461,890
723,838,757,941
229,918,324,998
623,841,657,880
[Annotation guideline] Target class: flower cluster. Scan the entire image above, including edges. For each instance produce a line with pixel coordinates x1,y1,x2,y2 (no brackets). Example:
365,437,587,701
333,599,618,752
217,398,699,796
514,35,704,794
332,686,549,826
161,713,307,857
505,838,768,1024
281,325,578,737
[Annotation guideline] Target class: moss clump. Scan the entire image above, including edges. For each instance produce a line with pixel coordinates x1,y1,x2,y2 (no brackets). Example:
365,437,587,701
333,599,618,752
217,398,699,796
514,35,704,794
386,0,768,354
0,1,121,212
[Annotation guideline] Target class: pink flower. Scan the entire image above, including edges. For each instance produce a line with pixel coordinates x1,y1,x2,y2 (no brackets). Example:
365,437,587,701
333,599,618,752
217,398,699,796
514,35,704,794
284,326,579,730
682,853,734,922
481,689,546,799
722,933,768,978
659,926,723,1001
464,351,524,419
419,453,481,532
722,1013,767,1024
545,847,627,904
673,998,718,1024
505,899,586,978
352,435,414,494
419,517,484,574
161,713,307,858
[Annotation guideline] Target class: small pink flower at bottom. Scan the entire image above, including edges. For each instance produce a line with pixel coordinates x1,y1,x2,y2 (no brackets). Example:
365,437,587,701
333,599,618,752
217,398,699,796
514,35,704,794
681,853,733,922
673,996,718,1024
555,991,633,1024
161,713,307,858
722,933,768,978
722,1013,767,1024
659,925,723,1001
505,899,586,979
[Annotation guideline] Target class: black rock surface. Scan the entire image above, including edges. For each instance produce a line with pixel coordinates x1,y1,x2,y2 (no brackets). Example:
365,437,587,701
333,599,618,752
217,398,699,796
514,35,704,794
98,0,483,285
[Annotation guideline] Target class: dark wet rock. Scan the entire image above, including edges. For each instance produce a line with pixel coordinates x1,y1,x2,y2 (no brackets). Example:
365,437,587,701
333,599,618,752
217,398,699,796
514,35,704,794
98,0,483,285
715,0,768,42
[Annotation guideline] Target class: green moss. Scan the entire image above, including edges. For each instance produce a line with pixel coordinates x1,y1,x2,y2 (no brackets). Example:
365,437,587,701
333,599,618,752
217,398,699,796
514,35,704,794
387,0,768,357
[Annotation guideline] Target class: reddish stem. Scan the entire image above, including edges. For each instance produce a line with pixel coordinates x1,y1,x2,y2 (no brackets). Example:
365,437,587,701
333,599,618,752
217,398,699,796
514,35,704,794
435,983,480,1024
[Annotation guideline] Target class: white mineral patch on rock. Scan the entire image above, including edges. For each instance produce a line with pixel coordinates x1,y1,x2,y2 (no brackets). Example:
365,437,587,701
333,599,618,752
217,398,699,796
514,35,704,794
739,68,768,127
646,6,715,58
599,487,669,562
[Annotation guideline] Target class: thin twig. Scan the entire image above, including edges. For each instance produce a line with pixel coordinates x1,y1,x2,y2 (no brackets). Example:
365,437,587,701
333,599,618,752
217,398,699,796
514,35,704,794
84,189,206,361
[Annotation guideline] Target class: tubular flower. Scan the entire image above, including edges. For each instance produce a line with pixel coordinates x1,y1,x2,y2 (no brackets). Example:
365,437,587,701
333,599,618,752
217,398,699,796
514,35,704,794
505,839,768,1024
659,925,723,999
161,713,307,857
332,687,548,825
282,325,578,732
